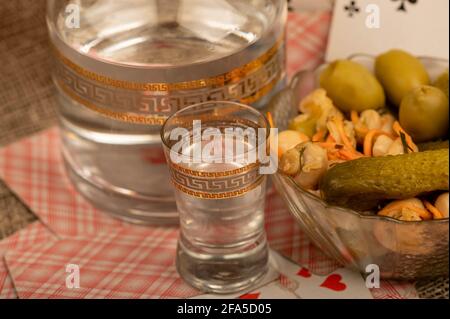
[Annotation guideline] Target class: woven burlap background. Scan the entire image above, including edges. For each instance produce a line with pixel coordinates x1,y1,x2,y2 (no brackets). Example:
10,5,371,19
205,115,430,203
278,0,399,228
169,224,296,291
0,0,58,240
0,0,447,299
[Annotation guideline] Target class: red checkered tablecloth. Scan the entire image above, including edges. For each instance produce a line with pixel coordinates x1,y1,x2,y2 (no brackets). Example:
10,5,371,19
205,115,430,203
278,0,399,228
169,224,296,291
0,12,417,299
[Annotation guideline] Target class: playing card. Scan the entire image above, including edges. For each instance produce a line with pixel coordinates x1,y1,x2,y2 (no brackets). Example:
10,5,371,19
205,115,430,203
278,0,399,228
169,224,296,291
4,226,199,299
0,128,126,237
371,280,419,299
191,250,293,299
326,0,449,60
190,264,280,299
192,249,339,300
191,281,298,299
0,221,57,299
288,0,333,12
0,260,16,299
241,280,299,299
271,251,373,299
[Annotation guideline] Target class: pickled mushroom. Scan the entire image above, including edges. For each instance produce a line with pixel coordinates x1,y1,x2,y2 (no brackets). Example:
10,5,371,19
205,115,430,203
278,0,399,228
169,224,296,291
299,89,343,131
435,193,449,218
277,130,310,157
279,142,328,190
378,198,432,221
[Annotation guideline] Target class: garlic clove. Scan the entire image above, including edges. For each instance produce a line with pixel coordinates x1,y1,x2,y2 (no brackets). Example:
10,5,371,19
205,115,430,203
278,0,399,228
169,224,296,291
386,138,405,156
277,130,309,157
435,192,449,218
372,135,394,157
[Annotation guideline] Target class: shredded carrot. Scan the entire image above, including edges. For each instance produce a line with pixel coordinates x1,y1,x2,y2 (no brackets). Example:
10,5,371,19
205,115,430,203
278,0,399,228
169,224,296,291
327,152,341,161
325,134,336,143
355,126,369,137
351,111,370,137
413,206,434,220
393,121,417,152
312,129,326,142
319,143,341,161
423,200,444,219
379,204,433,220
338,149,363,160
266,112,274,129
351,111,360,125
334,117,355,151
363,129,395,157
319,142,344,149
319,142,363,161
319,118,364,160
363,130,378,156
413,207,434,220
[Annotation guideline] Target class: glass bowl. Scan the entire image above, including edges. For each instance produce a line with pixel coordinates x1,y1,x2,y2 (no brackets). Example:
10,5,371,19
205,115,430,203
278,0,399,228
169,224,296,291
269,55,449,280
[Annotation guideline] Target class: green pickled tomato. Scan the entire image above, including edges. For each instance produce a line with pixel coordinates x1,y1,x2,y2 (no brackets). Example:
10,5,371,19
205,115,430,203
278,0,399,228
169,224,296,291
320,60,385,113
399,85,449,143
288,116,317,138
434,70,449,99
375,49,430,106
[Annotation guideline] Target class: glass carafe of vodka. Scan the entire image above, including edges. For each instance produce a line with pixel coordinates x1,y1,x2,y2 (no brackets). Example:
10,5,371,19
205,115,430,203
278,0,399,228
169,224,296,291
46,0,287,224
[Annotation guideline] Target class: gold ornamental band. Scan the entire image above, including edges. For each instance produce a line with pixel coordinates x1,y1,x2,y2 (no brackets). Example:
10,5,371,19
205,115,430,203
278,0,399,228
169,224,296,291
56,79,167,125
168,162,259,178
53,34,285,125
52,35,284,92
168,162,264,199
173,177,263,199
171,176,265,200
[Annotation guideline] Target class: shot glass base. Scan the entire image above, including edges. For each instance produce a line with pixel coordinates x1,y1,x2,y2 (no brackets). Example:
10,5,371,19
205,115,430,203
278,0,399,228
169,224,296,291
176,234,269,295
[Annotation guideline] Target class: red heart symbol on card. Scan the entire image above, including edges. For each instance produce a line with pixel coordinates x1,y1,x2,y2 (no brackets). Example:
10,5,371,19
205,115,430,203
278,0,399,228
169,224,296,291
239,292,260,299
297,267,312,278
320,274,347,292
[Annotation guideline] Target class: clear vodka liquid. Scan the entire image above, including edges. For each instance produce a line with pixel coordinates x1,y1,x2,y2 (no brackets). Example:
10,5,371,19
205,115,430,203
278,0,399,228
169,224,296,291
162,116,269,293
46,0,287,224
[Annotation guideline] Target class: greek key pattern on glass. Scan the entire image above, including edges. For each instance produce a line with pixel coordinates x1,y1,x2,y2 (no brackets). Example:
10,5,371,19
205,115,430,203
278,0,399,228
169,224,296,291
53,39,284,125
169,164,263,199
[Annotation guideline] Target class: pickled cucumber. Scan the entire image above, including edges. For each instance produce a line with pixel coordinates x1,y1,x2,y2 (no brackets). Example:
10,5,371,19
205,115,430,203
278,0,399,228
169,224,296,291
320,60,385,112
320,149,449,211
375,50,430,106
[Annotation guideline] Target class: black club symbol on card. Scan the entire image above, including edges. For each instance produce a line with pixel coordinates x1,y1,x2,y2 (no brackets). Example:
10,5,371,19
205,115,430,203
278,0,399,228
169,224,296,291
392,0,418,12
344,1,360,17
